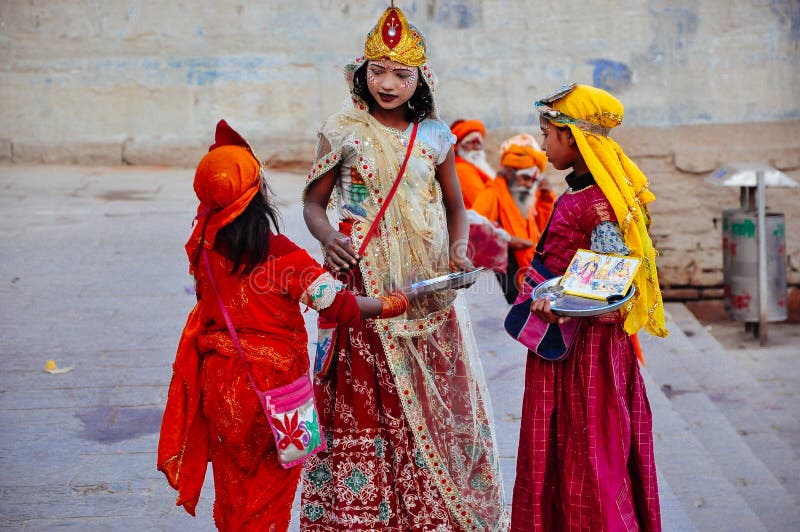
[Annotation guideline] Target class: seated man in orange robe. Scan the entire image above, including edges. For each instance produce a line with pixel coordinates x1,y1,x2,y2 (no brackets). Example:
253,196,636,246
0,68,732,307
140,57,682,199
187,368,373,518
472,134,556,303
450,119,495,208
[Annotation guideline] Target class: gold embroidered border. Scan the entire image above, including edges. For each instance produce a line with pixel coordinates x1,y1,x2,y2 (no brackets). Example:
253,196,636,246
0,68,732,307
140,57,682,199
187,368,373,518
375,324,505,532
304,149,341,201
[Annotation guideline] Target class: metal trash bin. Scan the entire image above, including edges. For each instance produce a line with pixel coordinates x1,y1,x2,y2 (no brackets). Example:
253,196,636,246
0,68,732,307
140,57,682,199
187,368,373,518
709,163,797,344
722,210,787,321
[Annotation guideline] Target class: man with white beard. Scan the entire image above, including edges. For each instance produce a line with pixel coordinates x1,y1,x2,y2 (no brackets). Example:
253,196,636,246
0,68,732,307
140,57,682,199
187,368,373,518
471,134,556,303
450,119,496,209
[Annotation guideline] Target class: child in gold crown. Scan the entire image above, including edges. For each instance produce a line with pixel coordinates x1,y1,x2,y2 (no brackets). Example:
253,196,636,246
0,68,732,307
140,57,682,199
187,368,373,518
301,4,508,531
510,84,667,531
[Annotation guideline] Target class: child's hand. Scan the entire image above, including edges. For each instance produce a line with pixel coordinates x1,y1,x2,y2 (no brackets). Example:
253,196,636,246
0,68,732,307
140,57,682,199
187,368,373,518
400,288,420,304
323,231,359,271
449,255,475,273
449,242,475,273
530,297,571,325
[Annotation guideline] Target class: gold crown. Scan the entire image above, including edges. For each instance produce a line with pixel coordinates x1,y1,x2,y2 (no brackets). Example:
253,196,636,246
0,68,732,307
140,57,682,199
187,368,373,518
364,6,426,67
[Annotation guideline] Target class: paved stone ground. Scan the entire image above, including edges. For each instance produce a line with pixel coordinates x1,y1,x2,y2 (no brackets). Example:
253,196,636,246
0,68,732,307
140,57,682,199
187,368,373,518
0,165,797,530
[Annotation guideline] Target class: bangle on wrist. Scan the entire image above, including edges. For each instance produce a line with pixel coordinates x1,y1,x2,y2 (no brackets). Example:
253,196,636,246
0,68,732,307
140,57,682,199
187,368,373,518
378,290,409,319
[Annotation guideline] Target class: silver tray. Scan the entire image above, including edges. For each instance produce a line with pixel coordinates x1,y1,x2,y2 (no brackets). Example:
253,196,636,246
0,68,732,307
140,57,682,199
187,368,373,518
532,276,635,317
407,268,485,295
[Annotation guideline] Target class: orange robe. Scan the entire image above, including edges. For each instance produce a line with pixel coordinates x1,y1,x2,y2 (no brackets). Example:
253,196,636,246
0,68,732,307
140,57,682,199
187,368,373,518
158,234,359,530
472,178,556,281
454,155,493,209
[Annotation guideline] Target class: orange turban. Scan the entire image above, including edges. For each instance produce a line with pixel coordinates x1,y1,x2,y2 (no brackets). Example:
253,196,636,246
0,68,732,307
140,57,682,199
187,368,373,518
500,144,547,172
499,134,547,171
185,121,261,270
451,119,486,143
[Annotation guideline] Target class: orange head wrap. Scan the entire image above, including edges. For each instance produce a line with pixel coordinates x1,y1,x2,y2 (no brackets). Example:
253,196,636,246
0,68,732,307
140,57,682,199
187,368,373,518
450,119,486,144
500,133,547,172
185,120,262,271
499,133,547,172
500,145,547,172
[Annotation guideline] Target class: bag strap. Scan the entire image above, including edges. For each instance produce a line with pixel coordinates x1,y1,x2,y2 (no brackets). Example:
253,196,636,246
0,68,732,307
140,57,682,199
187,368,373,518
357,120,419,256
201,249,262,395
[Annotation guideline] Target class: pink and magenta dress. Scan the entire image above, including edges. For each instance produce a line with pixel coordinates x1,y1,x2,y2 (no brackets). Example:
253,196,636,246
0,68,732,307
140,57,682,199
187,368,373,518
511,173,662,531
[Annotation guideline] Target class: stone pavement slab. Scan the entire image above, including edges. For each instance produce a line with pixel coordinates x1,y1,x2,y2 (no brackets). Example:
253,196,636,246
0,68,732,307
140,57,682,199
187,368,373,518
0,165,215,530
0,164,760,530
638,358,765,531
640,305,800,530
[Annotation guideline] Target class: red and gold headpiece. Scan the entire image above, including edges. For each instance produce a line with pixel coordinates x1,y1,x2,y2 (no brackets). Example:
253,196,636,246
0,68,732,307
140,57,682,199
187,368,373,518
364,5,426,67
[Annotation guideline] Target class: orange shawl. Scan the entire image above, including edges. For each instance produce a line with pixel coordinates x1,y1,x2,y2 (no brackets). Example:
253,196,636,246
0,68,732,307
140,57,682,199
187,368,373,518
454,155,493,209
472,178,555,274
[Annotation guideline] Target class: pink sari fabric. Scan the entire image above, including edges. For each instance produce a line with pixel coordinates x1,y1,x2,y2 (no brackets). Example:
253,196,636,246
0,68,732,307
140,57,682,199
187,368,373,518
511,185,661,531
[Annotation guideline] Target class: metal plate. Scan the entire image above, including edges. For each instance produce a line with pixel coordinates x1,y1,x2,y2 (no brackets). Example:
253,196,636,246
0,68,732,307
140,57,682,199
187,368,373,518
408,268,485,295
532,276,635,317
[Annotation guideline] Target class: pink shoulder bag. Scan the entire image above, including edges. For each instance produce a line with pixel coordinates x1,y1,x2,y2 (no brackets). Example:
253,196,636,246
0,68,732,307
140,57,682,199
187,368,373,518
202,250,326,468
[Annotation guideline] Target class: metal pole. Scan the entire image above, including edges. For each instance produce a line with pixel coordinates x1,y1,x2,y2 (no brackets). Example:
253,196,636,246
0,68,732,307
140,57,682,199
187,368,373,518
756,170,768,346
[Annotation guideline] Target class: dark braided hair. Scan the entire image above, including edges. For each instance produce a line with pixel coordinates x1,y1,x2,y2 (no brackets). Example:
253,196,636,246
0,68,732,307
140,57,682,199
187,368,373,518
215,180,282,275
352,62,435,123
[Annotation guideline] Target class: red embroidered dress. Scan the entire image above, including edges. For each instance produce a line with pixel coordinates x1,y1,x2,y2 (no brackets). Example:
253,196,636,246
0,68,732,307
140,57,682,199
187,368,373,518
511,179,661,531
158,234,359,531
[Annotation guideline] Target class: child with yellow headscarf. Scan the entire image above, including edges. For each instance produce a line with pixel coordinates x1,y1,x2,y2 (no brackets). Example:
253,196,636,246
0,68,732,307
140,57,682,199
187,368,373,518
510,84,664,531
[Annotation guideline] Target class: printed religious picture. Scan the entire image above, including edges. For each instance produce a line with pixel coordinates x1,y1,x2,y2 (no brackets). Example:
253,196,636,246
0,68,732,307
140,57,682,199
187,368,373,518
559,249,641,301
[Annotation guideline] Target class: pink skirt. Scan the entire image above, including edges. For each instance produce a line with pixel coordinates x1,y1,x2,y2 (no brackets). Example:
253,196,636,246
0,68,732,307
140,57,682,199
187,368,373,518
511,317,661,531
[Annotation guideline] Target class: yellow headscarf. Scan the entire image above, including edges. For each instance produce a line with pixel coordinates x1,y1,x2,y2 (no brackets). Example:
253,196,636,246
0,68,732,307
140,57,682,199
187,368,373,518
537,84,668,337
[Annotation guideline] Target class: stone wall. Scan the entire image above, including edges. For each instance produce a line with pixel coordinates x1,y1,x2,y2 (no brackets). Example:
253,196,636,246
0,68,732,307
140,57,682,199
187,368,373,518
1,0,799,293
607,121,800,299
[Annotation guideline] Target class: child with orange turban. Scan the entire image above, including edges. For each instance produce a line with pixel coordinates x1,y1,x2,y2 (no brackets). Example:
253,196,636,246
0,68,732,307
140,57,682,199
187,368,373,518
157,120,412,530
510,84,666,531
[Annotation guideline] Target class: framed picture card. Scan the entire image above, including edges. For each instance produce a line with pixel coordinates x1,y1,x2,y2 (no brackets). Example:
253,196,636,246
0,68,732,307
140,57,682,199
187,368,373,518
560,249,641,301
